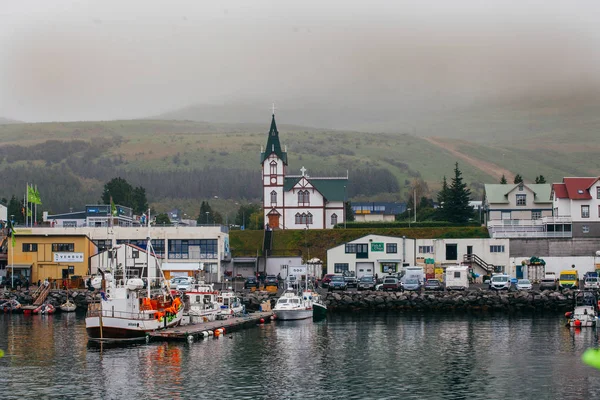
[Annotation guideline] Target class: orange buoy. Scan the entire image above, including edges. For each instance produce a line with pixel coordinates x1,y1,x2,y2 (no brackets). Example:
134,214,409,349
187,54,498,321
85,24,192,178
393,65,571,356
575,319,582,327
214,329,221,337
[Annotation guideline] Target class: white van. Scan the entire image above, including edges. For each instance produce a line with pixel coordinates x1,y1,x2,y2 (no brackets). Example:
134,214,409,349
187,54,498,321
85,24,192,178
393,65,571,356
445,266,469,291
489,274,511,290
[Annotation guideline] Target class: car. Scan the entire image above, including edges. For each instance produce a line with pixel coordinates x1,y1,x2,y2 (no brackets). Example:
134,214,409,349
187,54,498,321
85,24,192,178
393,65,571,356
584,277,600,290
264,275,279,288
321,274,334,288
403,278,421,292
244,276,259,289
489,274,511,290
328,275,348,291
516,279,532,290
539,278,557,291
169,276,193,289
357,276,376,291
382,277,402,292
344,274,358,288
424,279,443,291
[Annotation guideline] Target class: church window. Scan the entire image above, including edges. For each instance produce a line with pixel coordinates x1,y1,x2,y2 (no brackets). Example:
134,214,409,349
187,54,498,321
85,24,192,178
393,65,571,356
270,191,277,206
298,190,310,206
295,213,301,224
270,161,277,176
331,213,338,226
307,212,313,225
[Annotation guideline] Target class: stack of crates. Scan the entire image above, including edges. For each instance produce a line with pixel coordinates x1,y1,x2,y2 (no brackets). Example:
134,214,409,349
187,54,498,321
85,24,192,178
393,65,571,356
434,264,445,283
425,259,435,280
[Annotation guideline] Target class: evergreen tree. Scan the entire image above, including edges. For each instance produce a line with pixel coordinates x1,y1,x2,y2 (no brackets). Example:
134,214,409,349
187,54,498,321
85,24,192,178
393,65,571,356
197,201,214,224
131,186,149,215
513,174,523,184
436,176,449,220
500,174,507,184
345,201,355,222
102,177,133,205
154,213,171,225
235,204,261,228
7,195,24,224
446,163,472,223
535,175,546,184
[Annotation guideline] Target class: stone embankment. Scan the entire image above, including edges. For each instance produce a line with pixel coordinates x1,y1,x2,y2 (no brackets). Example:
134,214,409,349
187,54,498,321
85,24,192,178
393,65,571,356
240,292,278,312
324,289,578,313
1,289,100,309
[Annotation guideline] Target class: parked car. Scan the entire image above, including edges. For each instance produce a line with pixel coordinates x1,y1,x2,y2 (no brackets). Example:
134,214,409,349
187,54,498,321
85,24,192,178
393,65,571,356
424,279,443,291
170,276,194,291
321,274,334,288
489,274,511,290
403,278,421,292
244,276,259,289
328,275,348,291
357,276,376,291
264,275,279,288
382,277,402,292
539,278,557,291
344,274,358,288
516,279,532,290
584,277,600,290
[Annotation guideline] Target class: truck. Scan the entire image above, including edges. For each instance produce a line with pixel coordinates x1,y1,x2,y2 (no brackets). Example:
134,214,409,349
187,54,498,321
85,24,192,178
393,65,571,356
445,265,469,291
559,269,579,289
544,272,556,282
402,266,425,285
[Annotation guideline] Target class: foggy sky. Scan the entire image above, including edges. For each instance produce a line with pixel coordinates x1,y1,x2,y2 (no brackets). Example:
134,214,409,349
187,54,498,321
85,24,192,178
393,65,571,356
1,0,600,124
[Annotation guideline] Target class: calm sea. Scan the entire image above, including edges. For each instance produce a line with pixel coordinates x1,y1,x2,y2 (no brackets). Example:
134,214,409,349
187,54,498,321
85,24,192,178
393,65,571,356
1,311,600,399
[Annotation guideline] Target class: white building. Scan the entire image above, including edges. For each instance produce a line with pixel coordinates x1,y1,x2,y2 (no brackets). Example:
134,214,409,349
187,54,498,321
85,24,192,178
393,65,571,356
261,114,348,230
89,243,161,278
326,234,416,278
552,177,600,238
44,204,134,227
0,204,7,222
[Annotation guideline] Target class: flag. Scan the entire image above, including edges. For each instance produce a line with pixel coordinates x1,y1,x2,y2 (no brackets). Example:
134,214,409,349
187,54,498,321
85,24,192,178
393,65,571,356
110,197,117,216
7,220,16,248
27,184,35,203
34,187,42,205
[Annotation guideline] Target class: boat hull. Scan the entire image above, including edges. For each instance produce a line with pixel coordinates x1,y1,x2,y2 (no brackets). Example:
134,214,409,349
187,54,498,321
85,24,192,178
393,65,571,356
312,303,327,319
85,308,183,340
274,309,313,321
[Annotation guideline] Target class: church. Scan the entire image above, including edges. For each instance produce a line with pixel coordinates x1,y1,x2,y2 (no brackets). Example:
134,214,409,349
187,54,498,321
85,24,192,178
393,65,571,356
261,113,348,230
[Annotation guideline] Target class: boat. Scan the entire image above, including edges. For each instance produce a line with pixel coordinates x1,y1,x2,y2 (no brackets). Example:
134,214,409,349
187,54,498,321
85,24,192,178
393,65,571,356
85,239,184,340
1,299,21,313
181,282,221,325
310,290,327,320
217,290,245,319
60,299,77,312
34,303,56,315
565,290,599,327
273,288,313,321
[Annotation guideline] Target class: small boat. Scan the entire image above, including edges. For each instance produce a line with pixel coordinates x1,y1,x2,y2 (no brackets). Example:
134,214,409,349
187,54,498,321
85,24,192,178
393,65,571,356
273,288,313,321
566,291,599,327
217,290,245,319
1,299,21,313
60,299,77,312
34,303,56,315
310,291,327,320
181,282,221,325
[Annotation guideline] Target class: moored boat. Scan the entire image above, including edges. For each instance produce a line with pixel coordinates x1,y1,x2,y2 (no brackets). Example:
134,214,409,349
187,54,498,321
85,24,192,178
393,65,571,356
566,290,599,327
181,282,221,325
273,289,313,321
217,290,245,319
34,303,56,314
1,299,22,313
311,291,327,320
60,299,77,312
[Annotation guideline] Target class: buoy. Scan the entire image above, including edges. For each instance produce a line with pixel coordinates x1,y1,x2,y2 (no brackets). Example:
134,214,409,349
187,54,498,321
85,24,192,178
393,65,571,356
575,319,582,327
214,329,221,337
259,318,265,324
187,335,194,342
201,331,208,338
565,312,573,318
207,330,213,336
221,327,226,334
271,315,275,320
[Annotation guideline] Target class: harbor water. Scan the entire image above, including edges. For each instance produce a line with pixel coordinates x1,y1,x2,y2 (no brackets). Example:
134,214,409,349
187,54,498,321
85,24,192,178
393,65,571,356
1,312,600,399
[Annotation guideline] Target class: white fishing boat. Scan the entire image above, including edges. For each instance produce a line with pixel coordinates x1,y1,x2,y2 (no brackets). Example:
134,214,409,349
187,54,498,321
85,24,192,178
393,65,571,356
85,238,184,340
181,282,221,325
273,288,313,321
217,290,245,319
566,291,599,328
60,299,77,312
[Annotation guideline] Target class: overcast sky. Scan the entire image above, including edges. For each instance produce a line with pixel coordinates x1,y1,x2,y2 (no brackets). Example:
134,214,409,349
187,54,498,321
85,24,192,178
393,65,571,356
1,0,600,123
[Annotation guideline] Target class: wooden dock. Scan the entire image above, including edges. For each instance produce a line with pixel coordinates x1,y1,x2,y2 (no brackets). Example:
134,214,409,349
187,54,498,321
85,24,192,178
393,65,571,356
148,311,274,342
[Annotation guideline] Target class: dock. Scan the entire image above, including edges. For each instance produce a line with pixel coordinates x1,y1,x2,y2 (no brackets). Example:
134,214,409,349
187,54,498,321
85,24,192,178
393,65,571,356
148,311,274,342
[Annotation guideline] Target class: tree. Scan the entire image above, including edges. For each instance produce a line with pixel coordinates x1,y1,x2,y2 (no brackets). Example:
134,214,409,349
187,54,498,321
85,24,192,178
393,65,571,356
248,210,264,230
436,176,449,221
345,201,355,222
7,195,24,224
235,204,261,228
154,213,171,225
535,175,546,184
197,201,214,224
513,174,523,184
500,174,507,184
445,163,472,223
101,177,148,214
131,186,149,215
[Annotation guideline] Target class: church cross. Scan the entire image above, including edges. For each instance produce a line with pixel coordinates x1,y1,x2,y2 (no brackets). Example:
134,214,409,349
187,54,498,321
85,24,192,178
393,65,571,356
272,103,276,115
300,166,307,176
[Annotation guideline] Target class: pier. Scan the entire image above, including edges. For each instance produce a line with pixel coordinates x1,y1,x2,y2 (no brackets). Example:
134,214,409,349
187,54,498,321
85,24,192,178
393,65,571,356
148,311,274,342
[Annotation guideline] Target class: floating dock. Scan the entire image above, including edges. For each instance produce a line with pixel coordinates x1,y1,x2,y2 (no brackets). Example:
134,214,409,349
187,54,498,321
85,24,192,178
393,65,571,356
148,311,274,342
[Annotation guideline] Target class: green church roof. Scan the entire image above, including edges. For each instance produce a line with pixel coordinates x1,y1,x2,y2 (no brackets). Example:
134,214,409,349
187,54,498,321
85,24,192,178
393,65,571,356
260,114,287,164
284,177,348,202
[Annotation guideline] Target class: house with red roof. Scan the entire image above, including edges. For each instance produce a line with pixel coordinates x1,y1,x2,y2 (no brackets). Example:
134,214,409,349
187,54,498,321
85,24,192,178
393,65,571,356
552,177,600,237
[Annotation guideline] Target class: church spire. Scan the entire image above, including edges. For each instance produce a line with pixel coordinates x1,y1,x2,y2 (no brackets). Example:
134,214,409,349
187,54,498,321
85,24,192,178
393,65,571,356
260,108,287,165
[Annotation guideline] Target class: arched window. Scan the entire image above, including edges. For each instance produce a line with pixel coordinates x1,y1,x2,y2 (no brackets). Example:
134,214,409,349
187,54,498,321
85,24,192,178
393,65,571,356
298,190,304,204
298,190,310,206
270,161,277,176
304,190,310,205
307,212,313,225
331,213,338,226
270,191,277,206
295,213,301,224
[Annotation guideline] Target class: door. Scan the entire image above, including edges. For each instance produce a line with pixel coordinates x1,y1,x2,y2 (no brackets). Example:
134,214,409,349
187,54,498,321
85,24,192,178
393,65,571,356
268,214,280,229
467,246,473,255
356,262,374,278
62,269,69,280
446,244,458,261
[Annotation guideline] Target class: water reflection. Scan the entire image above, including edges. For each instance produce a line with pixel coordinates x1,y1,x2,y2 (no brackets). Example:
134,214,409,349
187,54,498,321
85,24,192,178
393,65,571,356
3,313,600,399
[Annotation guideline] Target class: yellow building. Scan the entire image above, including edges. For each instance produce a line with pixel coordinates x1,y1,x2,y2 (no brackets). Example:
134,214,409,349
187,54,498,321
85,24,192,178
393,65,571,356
7,230,97,284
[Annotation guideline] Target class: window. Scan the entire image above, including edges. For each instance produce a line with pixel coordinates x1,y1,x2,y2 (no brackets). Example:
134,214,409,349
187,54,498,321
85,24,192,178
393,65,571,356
270,190,277,206
270,161,277,176
334,263,349,273
63,221,77,228
531,211,541,220
52,243,74,252
22,243,38,252
356,244,368,258
93,240,111,252
418,246,434,254
582,205,590,218
306,212,313,225
331,213,338,226
516,194,526,206
454,271,461,278
597,187,600,199
168,239,218,259
298,190,310,206
295,213,301,224
386,243,397,253
583,225,590,234
490,245,505,253
132,250,139,259
345,244,357,253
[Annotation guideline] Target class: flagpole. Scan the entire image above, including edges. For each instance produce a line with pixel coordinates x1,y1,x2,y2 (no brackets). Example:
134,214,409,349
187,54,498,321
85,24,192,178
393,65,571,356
35,185,38,226
24,184,28,228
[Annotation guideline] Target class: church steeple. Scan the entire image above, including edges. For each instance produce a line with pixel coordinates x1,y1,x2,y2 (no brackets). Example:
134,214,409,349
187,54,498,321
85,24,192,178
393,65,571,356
260,112,287,164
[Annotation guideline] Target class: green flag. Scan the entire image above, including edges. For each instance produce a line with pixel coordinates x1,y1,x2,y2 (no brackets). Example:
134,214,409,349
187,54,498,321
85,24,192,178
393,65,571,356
110,197,117,216
27,185,35,203
34,187,42,205
8,220,16,248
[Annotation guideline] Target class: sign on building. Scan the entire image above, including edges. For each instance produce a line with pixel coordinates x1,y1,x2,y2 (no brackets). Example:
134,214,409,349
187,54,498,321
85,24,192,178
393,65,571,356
289,266,307,275
54,252,84,263
371,242,384,252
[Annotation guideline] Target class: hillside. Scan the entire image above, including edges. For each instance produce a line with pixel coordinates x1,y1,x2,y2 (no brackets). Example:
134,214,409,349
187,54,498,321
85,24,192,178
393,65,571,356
0,117,597,216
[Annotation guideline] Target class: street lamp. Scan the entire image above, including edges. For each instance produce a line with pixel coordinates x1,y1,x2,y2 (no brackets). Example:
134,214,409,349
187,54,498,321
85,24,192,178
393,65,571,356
205,212,210,225
343,185,347,229
407,208,411,228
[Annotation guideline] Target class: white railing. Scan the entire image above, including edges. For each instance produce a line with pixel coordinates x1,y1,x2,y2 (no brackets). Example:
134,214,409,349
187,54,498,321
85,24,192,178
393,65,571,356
490,231,572,238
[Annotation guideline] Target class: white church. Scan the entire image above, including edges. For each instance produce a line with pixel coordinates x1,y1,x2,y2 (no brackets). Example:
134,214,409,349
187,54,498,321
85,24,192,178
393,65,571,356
261,113,348,230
